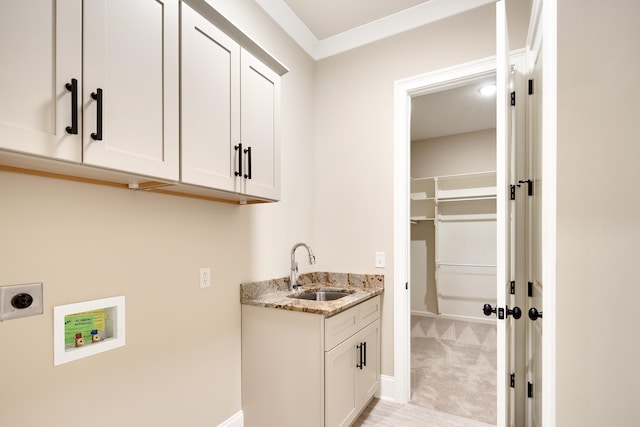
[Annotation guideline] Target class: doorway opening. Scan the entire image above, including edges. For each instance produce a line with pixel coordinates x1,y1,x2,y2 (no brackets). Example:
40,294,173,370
409,73,498,425
392,54,500,406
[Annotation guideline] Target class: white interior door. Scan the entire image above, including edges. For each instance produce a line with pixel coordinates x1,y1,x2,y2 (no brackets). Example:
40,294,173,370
526,1,545,424
496,1,518,425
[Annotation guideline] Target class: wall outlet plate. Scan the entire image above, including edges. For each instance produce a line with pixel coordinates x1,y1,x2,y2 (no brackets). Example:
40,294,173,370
0,282,43,321
200,268,211,288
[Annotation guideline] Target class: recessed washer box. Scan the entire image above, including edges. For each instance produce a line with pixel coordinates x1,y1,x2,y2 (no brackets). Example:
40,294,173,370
53,296,125,366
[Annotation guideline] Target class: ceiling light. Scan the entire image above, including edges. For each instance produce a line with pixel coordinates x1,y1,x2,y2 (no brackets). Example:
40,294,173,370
478,84,497,96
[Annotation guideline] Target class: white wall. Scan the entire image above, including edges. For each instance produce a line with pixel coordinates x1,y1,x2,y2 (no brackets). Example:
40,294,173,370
0,0,316,425
556,0,640,424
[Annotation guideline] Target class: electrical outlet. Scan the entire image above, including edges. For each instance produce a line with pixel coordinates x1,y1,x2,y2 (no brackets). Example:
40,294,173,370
200,268,211,288
0,282,43,321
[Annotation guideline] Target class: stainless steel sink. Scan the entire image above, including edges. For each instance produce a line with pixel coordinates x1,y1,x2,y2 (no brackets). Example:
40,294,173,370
288,289,354,301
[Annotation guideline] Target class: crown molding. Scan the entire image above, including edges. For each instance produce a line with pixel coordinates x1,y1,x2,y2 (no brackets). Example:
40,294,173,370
254,0,495,60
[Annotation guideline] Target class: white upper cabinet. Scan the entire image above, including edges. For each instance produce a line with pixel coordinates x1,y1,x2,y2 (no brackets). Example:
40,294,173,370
0,0,82,162
180,3,239,192
240,50,281,200
82,0,179,180
181,2,281,200
0,0,179,181
0,0,283,202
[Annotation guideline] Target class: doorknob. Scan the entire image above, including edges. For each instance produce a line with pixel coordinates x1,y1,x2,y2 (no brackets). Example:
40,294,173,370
483,303,496,316
528,307,543,321
506,305,522,319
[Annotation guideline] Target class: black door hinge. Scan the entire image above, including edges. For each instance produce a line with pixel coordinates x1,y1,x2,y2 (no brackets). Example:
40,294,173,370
510,373,515,388
528,281,533,297
510,185,516,200
528,79,534,95
406,282,408,290
528,381,534,398
510,281,515,295
510,91,516,106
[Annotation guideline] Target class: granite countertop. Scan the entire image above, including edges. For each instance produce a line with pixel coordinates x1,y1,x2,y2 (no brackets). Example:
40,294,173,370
240,272,384,317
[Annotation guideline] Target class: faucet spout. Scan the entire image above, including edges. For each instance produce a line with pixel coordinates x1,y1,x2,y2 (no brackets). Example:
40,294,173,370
290,242,316,291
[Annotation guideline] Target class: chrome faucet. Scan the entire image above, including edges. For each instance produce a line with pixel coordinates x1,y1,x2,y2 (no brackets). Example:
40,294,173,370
290,242,316,291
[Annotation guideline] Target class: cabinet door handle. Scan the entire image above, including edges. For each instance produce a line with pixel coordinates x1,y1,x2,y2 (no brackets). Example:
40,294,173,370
90,88,103,141
234,143,243,177
363,341,367,367
356,343,363,370
244,146,252,179
65,78,78,135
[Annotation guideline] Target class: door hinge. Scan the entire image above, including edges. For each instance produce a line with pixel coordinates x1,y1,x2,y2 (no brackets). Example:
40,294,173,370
510,91,516,106
528,381,534,398
528,281,533,297
528,79,534,95
510,373,515,388
518,179,533,196
405,282,408,290
510,185,516,200
510,281,515,295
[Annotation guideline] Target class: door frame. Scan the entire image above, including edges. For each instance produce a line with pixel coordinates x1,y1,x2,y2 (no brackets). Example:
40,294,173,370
393,54,498,405
392,7,557,421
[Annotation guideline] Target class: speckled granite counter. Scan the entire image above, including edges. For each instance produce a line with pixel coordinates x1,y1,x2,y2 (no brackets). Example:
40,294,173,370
240,272,384,317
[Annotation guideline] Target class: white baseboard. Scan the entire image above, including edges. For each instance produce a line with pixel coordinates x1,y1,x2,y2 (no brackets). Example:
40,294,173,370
377,375,396,402
217,410,243,427
412,310,496,325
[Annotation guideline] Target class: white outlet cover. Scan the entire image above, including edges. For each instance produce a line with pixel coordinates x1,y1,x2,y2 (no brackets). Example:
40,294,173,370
375,251,386,268
200,268,211,288
0,282,43,321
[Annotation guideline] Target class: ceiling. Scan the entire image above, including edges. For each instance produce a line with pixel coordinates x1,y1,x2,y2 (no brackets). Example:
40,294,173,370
254,0,496,60
254,0,497,140
411,77,496,141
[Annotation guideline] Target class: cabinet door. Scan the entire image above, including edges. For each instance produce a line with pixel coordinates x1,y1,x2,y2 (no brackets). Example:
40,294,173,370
240,49,280,200
356,319,381,408
181,3,239,192
83,0,179,180
325,335,357,427
0,0,81,162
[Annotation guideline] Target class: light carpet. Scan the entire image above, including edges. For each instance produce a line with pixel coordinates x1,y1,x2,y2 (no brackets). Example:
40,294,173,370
410,315,497,425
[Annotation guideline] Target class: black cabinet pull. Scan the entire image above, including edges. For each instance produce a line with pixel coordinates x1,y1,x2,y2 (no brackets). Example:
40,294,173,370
234,143,243,177
65,78,78,135
356,343,363,370
244,146,252,179
362,341,367,367
90,88,103,140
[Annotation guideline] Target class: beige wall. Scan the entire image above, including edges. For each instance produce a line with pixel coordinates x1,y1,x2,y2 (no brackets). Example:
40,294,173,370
314,3,530,377
556,0,640,424
412,128,497,178
410,128,496,314
0,0,316,425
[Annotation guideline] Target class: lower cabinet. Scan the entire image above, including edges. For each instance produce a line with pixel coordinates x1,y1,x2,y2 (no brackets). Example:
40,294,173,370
241,295,381,427
325,319,380,427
